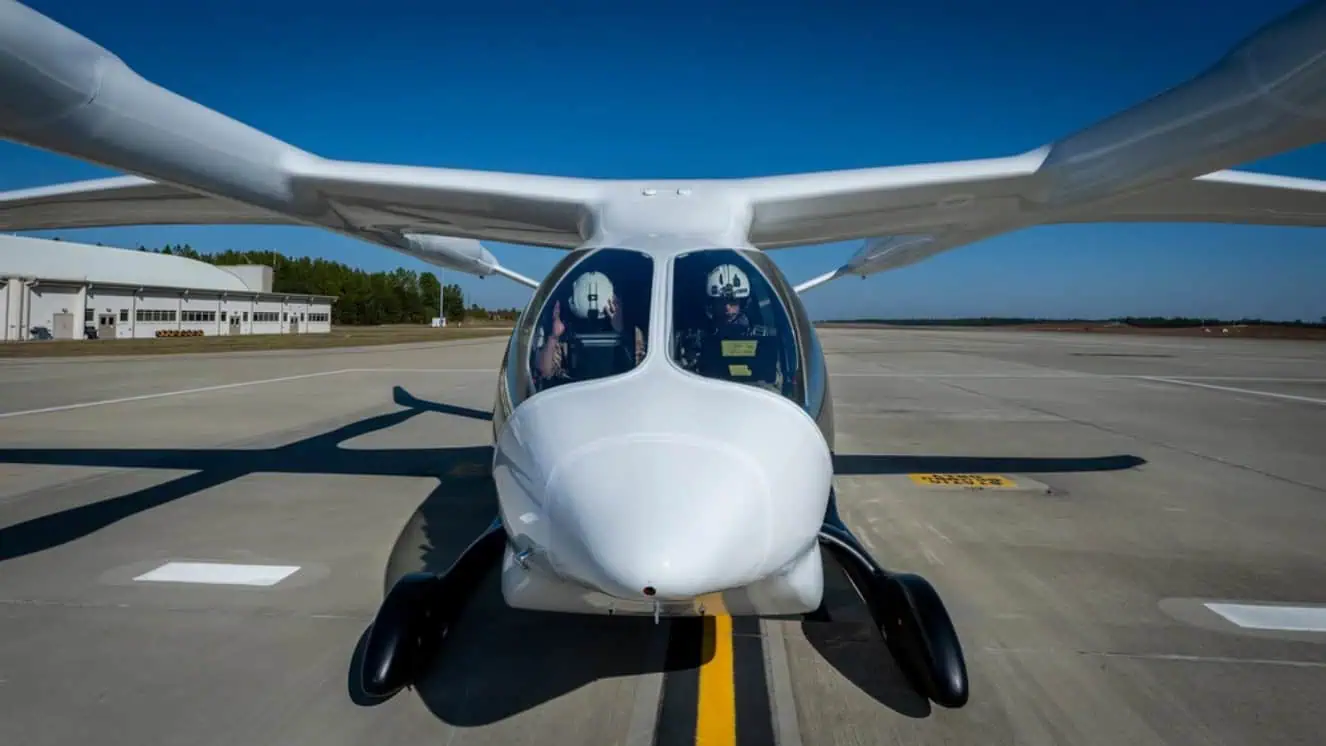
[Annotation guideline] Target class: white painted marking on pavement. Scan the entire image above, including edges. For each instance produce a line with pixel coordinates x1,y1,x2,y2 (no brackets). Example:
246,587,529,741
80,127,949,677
1140,377,1326,405
0,367,497,419
925,522,953,544
133,562,301,587
0,370,348,419
1204,603,1326,632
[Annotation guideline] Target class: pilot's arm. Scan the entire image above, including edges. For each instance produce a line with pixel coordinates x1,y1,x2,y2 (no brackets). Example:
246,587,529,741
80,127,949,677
536,301,568,380
536,332,564,380
633,325,646,365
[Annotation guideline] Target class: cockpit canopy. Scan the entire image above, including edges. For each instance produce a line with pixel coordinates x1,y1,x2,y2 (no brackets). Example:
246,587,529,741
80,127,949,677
669,249,804,403
527,248,654,392
507,246,806,408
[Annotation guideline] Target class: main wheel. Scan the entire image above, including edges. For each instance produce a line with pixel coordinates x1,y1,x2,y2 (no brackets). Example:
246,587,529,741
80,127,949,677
874,572,969,708
359,571,453,698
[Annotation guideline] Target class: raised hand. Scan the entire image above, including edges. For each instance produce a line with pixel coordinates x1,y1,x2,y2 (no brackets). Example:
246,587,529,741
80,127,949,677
608,295,623,332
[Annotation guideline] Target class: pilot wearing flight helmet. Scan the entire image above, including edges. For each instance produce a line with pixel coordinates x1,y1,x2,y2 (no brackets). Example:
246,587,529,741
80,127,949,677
705,263,754,330
682,263,782,389
534,269,645,386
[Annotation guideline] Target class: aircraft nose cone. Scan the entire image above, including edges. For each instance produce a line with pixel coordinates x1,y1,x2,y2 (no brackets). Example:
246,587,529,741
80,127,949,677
546,436,771,600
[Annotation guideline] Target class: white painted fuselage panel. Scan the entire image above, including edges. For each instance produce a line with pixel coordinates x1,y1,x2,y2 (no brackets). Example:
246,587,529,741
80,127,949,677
492,358,832,616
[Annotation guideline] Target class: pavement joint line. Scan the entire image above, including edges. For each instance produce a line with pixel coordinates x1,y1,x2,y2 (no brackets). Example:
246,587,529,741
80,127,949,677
4,367,1321,420
761,619,804,746
0,367,495,419
983,647,1326,668
829,372,1326,382
623,620,671,746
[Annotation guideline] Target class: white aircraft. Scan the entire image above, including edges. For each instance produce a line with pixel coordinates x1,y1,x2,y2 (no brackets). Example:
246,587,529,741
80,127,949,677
3,0,1326,710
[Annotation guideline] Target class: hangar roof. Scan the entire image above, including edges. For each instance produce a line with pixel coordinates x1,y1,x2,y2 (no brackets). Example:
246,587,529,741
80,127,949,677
0,235,252,292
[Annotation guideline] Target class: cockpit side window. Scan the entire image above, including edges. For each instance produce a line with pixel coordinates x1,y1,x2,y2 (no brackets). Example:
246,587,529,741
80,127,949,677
526,248,654,394
669,249,804,404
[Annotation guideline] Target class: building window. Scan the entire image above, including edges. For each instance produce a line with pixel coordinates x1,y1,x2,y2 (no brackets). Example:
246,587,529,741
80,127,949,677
135,309,178,322
119,309,129,322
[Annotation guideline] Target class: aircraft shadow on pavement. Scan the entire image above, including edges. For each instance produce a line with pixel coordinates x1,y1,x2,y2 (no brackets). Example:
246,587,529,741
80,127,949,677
833,452,1146,475
0,385,493,564
799,553,934,718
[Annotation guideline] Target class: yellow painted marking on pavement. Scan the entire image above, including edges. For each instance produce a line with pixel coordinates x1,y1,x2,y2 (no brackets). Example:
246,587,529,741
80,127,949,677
696,612,736,745
909,473,1017,488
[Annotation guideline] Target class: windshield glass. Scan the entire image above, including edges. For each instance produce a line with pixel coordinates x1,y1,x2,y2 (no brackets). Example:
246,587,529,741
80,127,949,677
528,248,654,393
669,248,803,403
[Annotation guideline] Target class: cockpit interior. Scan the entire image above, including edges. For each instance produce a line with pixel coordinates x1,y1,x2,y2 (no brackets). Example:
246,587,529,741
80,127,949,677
514,246,805,406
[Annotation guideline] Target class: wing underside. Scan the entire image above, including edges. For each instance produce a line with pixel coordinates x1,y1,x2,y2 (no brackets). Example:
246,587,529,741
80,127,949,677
0,176,295,230
785,167,1326,291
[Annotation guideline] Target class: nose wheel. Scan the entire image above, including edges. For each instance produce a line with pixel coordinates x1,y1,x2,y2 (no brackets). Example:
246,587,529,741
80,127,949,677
358,518,507,699
816,494,970,709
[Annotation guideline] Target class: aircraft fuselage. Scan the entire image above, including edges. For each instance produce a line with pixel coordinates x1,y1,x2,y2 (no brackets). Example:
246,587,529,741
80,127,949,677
487,236,837,617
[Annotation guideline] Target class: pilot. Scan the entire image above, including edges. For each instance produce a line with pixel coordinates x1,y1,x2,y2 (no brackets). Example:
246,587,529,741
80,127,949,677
535,269,646,387
682,263,782,390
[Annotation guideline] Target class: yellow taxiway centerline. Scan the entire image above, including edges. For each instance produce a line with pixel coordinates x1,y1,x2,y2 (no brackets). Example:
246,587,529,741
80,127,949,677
694,595,736,745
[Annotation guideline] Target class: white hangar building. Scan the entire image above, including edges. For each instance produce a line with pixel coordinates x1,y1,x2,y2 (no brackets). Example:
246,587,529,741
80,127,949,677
1,235,336,341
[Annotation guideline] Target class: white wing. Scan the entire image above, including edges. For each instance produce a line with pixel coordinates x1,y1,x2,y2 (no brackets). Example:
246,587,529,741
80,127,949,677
0,175,294,229
752,0,1326,287
789,168,1326,292
0,0,599,287
0,169,600,251
2,0,1325,290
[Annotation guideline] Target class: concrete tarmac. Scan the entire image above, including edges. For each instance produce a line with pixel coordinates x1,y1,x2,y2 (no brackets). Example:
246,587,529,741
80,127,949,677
0,328,1322,746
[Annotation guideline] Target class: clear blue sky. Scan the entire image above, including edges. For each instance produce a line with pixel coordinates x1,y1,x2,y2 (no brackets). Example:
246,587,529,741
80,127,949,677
3,0,1325,321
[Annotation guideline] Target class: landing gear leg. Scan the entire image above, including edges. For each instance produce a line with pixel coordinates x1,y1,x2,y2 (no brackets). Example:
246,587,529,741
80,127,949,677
359,517,507,699
816,491,970,708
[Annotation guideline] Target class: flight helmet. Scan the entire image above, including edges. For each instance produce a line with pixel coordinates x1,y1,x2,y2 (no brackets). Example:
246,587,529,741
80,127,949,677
567,270,615,322
705,263,750,318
